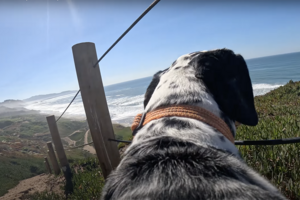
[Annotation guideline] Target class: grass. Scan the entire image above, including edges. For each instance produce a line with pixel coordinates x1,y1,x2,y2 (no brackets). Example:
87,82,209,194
0,114,88,142
65,148,96,163
112,124,133,149
24,158,105,200
236,80,300,199
69,131,85,146
56,119,88,138
6,81,300,199
0,155,45,196
113,124,132,141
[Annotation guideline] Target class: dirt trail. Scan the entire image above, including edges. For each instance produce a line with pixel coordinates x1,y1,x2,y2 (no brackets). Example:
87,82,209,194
62,137,76,146
68,130,81,137
83,130,96,154
0,174,64,200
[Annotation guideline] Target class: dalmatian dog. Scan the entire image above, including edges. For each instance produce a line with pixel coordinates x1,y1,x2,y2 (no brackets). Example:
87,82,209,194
101,49,287,200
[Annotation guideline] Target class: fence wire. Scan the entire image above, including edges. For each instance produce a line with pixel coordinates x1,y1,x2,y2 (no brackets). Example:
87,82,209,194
56,90,81,122
93,0,161,68
52,0,300,148
55,0,160,122
107,137,300,146
64,142,94,150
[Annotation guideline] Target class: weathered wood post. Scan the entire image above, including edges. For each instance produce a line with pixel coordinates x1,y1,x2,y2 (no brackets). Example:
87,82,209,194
72,42,120,179
46,116,69,170
46,115,73,194
44,157,52,174
47,142,60,175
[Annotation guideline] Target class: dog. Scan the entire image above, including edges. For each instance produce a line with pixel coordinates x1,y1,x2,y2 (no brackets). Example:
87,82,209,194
101,49,287,200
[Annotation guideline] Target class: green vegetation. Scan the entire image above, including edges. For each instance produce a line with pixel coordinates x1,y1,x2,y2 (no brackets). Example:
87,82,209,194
3,81,300,199
65,148,96,163
236,80,300,199
87,130,92,143
0,120,13,129
0,114,88,141
69,131,85,146
24,158,104,200
0,155,45,196
113,124,132,141
23,191,64,200
112,124,133,149
56,119,88,138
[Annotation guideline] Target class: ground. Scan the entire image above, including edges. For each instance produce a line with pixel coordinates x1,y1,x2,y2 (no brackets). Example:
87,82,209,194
0,174,64,200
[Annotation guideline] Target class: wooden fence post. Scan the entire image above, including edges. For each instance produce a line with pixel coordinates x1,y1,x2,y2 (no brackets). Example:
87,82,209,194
44,157,52,174
46,115,73,194
47,142,60,175
72,42,120,179
46,115,69,170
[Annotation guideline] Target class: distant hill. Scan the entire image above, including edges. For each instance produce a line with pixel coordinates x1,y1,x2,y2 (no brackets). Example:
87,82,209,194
23,90,78,102
0,99,25,108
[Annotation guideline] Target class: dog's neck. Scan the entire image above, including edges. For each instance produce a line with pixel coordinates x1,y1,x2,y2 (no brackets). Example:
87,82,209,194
132,54,241,158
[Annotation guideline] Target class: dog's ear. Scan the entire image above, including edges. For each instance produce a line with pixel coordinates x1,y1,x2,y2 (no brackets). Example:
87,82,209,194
144,69,168,108
196,49,258,126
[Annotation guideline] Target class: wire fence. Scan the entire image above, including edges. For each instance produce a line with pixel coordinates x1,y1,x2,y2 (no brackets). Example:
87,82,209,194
52,0,161,152
52,0,300,151
64,142,94,150
55,0,160,123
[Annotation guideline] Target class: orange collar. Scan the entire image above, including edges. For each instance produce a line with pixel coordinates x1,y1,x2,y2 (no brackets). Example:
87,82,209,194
131,105,234,144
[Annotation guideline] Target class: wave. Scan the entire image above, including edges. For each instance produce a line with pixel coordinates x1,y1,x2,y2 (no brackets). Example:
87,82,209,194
252,83,282,96
24,83,283,124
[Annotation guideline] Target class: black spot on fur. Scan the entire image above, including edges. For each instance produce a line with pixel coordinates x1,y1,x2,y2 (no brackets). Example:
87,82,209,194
189,52,200,57
147,123,155,131
156,85,161,90
144,69,168,108
183,56,189,60
187,76,200,83
174,66,181,70
172,60,177,67
161,92,202,106
163,118,191,129
165,94,179,104
169,84,179,89
219,135,226,142
169,82,179,89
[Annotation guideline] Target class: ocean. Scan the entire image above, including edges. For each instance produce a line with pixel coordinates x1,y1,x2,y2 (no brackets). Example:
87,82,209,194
24,52,300,125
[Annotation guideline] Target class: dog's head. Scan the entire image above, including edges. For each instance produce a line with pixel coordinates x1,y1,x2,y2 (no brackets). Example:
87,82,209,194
144,48,258,126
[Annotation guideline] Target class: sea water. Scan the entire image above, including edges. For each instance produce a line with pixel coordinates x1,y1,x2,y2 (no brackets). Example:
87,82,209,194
24,52,300,125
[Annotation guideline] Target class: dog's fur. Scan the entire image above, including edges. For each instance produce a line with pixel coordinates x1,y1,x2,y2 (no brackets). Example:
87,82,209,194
101,49,287,200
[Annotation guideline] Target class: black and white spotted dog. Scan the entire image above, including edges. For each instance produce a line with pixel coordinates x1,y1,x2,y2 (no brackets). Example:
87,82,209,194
101,49,287,200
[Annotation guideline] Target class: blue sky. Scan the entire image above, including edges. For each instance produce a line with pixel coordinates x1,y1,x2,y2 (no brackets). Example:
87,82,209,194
0,0,299,102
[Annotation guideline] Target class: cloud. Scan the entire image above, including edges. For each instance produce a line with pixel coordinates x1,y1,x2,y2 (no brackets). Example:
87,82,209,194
66,0,82,29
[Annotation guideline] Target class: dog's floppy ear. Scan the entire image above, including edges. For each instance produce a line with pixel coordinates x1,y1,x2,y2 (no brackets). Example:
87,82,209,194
231,54,258,125
144,69,168,108
196,49,258,126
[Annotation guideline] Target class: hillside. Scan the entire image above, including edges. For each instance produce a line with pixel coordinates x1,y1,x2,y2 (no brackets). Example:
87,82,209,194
30,80,300,199
0,105,132,197
236,80,300,199
2,81,300,199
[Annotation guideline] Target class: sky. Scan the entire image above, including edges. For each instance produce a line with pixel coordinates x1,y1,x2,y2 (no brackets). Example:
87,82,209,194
0,0,299,102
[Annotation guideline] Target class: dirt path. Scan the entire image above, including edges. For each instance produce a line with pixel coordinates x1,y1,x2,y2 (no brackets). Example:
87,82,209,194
83,130,96,154
68,130,81,137
62,137,76,146
0,174,64,200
